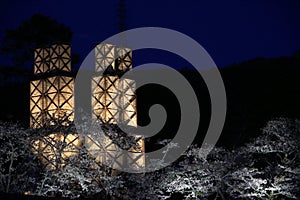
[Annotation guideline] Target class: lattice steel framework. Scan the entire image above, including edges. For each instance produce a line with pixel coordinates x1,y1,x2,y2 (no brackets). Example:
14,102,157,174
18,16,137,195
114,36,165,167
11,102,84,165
30,43,144,171
30,44,74,128
33,44,71,74
89,43,145,171
32,133,81,170
91,76,136,126
30,44,80,170
30,76,74,128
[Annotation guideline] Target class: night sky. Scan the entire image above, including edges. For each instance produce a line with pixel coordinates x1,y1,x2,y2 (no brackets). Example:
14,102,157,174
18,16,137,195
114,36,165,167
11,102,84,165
0,0,300,68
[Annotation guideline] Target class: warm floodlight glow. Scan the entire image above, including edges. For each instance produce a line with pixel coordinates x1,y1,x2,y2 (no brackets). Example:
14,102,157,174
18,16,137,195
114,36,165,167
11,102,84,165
84,133,144,172
32,133,81,170
30,44,79,169
34,44,71,74
91,76,137,126
50,44,71,72
116,46,132,72
90,43,145,171
30,43,144,172
95,43,116,72
34,47,50,74
30,44,74,128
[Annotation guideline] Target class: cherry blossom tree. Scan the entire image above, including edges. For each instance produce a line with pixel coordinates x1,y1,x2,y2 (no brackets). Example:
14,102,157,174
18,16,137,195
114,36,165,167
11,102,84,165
0,118,298,199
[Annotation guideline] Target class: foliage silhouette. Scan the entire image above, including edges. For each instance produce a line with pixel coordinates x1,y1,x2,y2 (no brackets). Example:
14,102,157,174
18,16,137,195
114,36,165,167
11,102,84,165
1,14,73,68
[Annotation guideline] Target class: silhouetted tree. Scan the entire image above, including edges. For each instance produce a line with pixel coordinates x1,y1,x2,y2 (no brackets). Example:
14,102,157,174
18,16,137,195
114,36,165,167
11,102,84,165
0,14,81,84
0,14,80,123
1,14,73,68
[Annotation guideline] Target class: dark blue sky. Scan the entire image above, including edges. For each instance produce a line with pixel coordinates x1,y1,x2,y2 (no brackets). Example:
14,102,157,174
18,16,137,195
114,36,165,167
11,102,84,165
1,0,300,68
